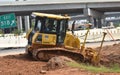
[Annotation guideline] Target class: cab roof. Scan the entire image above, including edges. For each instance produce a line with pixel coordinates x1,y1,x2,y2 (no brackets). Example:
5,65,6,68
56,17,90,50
32,12,71,20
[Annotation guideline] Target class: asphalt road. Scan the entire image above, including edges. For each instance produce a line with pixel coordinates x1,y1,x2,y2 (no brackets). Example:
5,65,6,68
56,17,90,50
0,40,120,56
0,48,25,56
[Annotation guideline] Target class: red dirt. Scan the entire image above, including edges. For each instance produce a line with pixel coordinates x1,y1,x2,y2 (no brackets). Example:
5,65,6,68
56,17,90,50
0,43,120,75
96,43,120,67
0,54,119,75
0,54,46,75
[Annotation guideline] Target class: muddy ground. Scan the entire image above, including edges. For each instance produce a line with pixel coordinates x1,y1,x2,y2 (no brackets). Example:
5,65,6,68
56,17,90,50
0,43,120,75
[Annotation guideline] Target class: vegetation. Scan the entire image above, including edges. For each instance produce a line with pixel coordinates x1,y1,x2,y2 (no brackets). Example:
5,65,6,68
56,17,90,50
12,29,22,36
67,62,120,73
114,23,120,27
31,19,35,29
0,29,5,37
0,29,3,34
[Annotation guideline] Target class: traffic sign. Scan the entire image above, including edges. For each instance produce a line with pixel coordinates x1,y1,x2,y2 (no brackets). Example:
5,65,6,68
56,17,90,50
0,13,16,29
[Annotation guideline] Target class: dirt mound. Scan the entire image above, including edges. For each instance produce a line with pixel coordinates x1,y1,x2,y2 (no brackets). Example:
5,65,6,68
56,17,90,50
42,56,75,71
96,43,120,67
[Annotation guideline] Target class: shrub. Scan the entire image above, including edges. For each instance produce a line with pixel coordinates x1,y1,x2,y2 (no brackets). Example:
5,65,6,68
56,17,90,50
12,29,21,36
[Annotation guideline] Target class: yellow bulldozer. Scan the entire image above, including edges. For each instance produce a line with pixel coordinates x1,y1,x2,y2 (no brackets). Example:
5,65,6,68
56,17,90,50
26,12,107,65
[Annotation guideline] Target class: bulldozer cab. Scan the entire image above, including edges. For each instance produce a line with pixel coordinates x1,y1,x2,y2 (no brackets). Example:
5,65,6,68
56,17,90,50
28,12,70,45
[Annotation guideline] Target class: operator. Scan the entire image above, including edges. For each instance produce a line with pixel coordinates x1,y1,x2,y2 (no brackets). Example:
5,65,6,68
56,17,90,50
45,23,50,31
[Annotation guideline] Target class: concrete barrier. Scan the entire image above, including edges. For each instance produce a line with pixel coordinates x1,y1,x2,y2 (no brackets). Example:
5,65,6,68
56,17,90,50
74,28,120,42
0,33,27,48
0,28,120,48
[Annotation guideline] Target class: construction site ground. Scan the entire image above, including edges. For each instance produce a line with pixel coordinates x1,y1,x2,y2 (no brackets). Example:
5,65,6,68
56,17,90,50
0,43,120,75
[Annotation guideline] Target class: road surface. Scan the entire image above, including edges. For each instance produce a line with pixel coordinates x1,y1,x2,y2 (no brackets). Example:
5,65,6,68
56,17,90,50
0,48,25,56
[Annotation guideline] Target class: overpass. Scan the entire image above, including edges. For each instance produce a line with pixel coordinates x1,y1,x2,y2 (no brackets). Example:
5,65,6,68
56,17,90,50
1,0,120,15
1,0,120,32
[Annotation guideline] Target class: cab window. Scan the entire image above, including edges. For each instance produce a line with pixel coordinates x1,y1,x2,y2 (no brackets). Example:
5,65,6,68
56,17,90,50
44,18,57,33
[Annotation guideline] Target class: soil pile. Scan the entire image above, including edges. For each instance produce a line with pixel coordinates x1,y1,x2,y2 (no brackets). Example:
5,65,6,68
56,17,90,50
42,56,74,71
96,43,120,66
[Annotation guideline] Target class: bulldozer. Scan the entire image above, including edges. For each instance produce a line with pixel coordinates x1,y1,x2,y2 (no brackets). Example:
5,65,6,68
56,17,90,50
25,12,107,65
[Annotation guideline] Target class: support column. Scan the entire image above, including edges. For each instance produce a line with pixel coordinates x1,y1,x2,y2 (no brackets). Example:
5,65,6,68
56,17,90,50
17,16,22,31
29,15,32,28
93,18,97,28
24,16,30,32
101,16,106,27
84,8,104,28
97,17,102,28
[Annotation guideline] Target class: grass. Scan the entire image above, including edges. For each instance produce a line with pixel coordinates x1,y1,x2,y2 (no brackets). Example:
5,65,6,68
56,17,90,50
67,62,120,73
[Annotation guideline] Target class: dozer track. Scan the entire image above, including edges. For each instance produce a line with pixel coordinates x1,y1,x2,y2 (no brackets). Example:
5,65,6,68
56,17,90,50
32,47,84,62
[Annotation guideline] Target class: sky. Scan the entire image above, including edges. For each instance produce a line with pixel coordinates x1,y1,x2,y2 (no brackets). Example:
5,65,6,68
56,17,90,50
1,0,120,1
1,0,120,2
1,0,16,1
0,0,13,1
0,0,32,2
